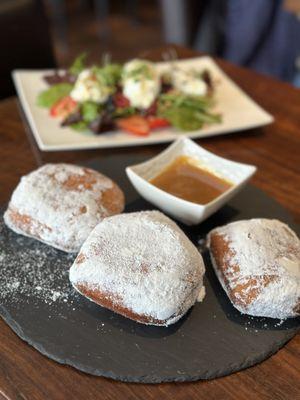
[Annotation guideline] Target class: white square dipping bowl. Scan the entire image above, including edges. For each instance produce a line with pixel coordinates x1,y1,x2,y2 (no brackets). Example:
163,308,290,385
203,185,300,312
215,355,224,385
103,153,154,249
126,138,257,225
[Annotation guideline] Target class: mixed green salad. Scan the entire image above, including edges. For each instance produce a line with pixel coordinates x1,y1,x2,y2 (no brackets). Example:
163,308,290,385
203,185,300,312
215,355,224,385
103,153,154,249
37,54,221,137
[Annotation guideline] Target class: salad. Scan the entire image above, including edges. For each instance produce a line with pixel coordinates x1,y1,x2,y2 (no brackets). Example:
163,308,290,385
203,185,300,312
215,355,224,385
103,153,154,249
37,54,221,137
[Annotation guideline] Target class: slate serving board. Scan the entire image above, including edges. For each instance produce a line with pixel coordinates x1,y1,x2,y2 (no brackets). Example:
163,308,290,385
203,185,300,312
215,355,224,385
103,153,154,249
0,153,299,383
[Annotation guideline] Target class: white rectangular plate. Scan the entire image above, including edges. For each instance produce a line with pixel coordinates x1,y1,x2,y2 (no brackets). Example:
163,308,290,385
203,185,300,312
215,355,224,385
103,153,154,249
13,57,273,151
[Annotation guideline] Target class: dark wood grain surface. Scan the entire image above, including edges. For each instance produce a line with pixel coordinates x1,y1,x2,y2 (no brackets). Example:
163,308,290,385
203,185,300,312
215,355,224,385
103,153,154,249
0,45,299,400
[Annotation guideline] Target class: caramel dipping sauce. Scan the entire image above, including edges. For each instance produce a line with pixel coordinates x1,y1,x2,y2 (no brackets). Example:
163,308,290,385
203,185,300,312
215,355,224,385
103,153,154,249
150,156,233,205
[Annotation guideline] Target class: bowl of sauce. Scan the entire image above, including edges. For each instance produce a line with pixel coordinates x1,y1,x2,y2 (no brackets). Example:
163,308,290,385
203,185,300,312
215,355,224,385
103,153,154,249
150,155,233,205
126,138,256,225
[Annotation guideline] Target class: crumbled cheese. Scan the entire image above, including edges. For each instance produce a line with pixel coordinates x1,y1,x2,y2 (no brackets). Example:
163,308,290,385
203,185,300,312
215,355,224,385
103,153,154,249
70,69,111,103
172,68,207,96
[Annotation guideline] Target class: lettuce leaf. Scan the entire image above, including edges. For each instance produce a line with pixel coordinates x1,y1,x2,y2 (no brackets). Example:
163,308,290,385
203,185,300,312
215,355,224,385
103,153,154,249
69,53,87,76
71,121,88,131
81,102,100,122
37,83,73,108
158,93,221,131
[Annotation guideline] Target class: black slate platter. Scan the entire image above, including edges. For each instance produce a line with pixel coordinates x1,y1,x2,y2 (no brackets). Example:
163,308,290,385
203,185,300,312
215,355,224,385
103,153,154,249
0,153,299,383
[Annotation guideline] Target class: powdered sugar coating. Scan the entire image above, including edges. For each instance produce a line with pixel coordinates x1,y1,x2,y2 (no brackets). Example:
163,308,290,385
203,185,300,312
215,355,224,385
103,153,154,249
208,219,300,319
70,211,205,326
4,163,125,253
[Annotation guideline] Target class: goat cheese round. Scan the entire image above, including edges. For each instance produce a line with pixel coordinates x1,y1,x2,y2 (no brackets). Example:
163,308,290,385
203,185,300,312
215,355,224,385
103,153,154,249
122,59,160,109
172,68,207,97
70,69,111,104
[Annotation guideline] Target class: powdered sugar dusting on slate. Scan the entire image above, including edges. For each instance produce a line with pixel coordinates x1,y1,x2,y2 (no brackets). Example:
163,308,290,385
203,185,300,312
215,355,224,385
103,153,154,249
0,217,75,305
208,219,300,319
70,211,205,325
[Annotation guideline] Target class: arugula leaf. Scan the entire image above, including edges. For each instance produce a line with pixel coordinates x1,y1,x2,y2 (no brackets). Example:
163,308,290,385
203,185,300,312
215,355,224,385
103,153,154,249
69,53,87,76
37,83,73,108
81,102,100,122
71,121,88,131
93,63,122,87
157,93,221,131
160,108,203,130
113,106,136,118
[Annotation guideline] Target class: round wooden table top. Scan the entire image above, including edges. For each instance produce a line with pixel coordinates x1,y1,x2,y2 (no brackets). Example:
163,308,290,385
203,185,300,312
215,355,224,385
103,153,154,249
0,45,299,400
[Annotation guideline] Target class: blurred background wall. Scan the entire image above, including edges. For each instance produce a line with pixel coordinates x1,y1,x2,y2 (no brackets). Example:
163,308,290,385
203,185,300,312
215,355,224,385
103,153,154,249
1,0,300,99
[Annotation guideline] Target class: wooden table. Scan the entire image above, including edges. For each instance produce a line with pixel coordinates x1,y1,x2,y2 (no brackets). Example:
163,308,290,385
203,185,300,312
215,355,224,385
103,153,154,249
0,45,299,400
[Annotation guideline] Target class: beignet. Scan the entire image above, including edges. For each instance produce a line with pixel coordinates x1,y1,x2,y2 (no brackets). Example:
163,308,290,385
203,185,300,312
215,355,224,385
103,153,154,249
208,219,300,319
69,211,205,326
4,163,125,253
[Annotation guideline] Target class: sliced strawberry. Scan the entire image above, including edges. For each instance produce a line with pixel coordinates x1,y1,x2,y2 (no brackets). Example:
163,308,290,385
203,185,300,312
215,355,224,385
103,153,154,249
113,92,130,108
50,96,77,118
117,116,150,136
147,116,170,130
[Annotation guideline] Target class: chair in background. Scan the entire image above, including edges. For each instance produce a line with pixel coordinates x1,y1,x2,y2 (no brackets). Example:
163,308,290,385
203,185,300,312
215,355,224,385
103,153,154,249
46,0,140,50
0,0,55,100
159,0,205,47
160,0,300,83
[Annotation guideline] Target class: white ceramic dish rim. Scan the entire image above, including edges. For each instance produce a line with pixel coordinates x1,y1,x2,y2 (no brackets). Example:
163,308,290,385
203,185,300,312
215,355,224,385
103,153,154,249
126,137,257,211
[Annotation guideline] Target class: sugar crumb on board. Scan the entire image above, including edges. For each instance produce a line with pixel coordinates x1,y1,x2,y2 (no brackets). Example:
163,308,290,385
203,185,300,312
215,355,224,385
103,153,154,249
0,218,76,306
